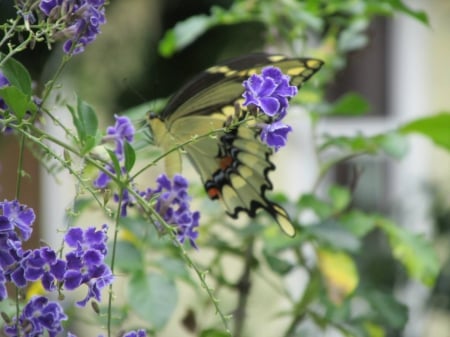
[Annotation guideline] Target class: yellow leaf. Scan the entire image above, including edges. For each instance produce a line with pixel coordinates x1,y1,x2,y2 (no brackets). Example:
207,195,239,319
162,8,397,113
363,321,386,337
26,281,45,301
119,228,140,245
317,248,359,304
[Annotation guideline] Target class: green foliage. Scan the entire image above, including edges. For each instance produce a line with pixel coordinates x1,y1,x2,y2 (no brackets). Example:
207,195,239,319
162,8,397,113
128,271,178,330
377,217,440,286
0,55,37,118
68,97,100,154
400,112,450,150
325,92,371,116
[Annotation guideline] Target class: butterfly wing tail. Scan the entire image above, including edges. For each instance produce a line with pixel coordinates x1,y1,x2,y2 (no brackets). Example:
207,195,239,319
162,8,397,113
269,203,296,237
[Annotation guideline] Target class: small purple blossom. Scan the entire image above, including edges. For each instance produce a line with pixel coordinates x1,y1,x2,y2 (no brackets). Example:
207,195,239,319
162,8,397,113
63,225,113,306
260,121,292,152
123,329,147,337
0,200,35,242
93,163,115,189
93,116,135,189
0,234,28,292
113,188,137,217
143,174,200,248
23,247,66,291
39,0,106,55
4,296,67,337
242,66,298,150
0,271,6,300
105,115,135,158
243,66,297,117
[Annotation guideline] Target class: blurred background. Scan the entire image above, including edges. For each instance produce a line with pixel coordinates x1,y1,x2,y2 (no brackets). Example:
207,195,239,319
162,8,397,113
0,0,449,336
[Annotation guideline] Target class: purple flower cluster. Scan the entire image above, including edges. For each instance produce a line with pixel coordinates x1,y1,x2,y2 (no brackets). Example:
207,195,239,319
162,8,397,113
242,66,298,151
142,174,200,249
0,200,36,299
0,198,115,336
63,225,113,306
93,116,200,247
39,0,106,54
4,296,67,337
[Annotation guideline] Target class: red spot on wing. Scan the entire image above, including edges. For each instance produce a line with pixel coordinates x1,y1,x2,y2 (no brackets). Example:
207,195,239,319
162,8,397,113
207,187,221,200
220,156,233,170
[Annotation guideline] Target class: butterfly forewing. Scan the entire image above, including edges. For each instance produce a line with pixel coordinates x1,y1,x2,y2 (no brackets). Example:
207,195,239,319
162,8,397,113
149,53,323,237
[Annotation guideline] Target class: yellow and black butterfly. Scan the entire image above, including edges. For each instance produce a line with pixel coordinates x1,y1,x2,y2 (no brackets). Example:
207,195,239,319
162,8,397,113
148,53,323,237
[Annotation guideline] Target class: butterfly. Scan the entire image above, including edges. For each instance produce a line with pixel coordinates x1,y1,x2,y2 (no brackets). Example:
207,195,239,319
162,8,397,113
148,53,323,237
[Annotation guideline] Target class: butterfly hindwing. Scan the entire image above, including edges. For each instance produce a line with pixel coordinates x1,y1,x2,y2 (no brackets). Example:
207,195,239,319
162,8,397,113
149,53,323,237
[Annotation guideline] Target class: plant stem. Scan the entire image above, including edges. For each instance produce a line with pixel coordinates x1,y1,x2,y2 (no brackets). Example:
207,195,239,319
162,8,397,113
107,187,124,337
233,236,255,337
15,134,26,199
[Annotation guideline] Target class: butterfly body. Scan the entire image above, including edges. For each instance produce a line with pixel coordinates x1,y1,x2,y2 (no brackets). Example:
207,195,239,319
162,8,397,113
149,53,323,237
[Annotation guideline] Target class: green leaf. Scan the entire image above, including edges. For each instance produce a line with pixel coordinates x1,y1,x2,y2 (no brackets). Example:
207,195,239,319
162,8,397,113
320,133,379,154
0,55,33,95
399,113,450,151
362,321,386,337
69,97,100,154
375,131,409,159
388,0,429,25
329,92,370,116
123,141,136,172
377,217,439,286
0,86,37,119
366,289,408,329
340,210,376,237
154,257,194,284
107,149,121,180
329,185,351,212
159,15,212,57
305,220,361,252
294,271,321,315
338,18,369,52
298,194,333,219
262,249,293,275
128,271,177,330
199,329,230,337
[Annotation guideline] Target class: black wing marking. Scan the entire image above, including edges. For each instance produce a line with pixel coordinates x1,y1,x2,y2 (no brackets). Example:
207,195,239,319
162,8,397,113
161,53,323,123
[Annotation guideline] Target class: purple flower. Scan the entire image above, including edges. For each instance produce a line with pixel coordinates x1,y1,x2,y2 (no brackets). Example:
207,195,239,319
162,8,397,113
93,163,115,189
123,330,147,337
23,247,66,291
0,270,7,300
0,234,29,293
143,174,200,248
105,115,135,158
243,66,297,117
260,121,293,152
242,66,298,150
4,296,67,337
39,0,106,55
0,200,35,241
63,225,113,306
93,115,135,189
113,188,136,217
